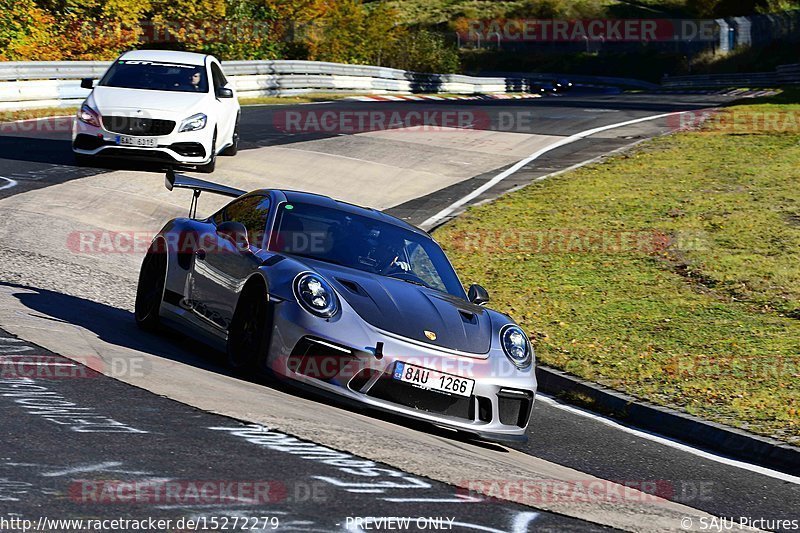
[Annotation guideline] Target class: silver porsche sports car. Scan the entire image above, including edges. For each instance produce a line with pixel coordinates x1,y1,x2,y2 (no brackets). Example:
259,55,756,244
135,171,536,442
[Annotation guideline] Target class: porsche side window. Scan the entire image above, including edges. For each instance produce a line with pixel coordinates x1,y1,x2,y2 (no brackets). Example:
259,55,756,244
218,195,270,247
406,242,447,292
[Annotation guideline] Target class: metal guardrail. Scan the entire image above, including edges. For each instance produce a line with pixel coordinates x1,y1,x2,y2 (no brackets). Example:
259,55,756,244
0,61,110,82
481,71,660,89
777,63,800,84
662,62,800,88
0,59,523,111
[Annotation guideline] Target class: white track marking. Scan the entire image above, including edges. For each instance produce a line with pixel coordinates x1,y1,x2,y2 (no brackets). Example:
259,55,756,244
0,177,17,191
512,512,540,533
0,346,35,353
41,462,151,477
467,137,653,211
421,111,681,228
537,394,800,485
382,494,483,503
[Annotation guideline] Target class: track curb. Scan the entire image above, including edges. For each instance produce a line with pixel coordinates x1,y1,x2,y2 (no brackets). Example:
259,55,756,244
536,365,800,475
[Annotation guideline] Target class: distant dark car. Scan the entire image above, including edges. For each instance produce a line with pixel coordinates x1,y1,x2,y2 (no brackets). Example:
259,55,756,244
531,80,558,94
554,78,574,92
134,171,537,442
530,79,573,94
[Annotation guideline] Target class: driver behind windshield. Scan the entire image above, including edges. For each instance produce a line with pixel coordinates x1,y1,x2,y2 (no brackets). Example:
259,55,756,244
369,229,411,274
333,224,408,275
185,69,204,91
270,202,465,297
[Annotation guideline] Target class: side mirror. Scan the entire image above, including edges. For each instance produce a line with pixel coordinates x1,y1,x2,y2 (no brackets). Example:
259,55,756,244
216,221,249,252
80,78,94,90
216,87,234,99
467,284,490,306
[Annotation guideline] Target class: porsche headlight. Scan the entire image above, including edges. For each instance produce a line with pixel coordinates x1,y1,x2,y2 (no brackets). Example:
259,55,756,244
501,325,532,368
77,104,101,127
179,113,207,132
294,273,338,318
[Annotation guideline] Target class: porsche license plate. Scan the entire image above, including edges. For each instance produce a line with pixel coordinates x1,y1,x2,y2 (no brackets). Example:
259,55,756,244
393,362,474,397
116,135,157,147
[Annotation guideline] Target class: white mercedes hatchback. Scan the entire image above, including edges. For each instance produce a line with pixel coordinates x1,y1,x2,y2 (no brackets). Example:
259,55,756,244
72,50,240,173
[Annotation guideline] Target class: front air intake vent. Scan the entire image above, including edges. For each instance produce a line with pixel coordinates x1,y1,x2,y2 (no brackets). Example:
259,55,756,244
103,116,176,136
336,278,365,296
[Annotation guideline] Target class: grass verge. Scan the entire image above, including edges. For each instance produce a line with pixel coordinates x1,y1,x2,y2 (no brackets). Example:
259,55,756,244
435,89,800,444
0,107,77,122
238,93,362,106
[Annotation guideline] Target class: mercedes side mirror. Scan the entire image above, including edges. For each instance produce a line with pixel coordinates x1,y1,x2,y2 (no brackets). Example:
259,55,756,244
216,221,249,252
216,87,234,99
80,78,94,90
468,284,490,306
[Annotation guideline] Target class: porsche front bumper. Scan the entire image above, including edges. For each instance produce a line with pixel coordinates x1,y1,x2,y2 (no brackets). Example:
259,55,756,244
266,299,537,442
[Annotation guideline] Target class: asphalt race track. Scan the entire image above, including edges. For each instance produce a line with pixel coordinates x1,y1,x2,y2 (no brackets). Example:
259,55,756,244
0,92,798,532
0,327,596,532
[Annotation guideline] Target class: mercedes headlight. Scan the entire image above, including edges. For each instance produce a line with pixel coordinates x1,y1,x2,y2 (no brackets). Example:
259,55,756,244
294,273,338,318
77,104,101,127
179,113,207,132
501,325,532,368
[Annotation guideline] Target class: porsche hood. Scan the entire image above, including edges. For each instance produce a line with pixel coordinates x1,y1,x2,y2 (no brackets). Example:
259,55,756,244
312,264,493,355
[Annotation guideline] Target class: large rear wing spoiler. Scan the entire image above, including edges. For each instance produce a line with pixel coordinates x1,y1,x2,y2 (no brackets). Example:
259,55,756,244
165,169,245,219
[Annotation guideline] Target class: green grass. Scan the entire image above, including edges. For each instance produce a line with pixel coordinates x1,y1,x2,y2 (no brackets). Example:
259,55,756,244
0,107,77,122
435,90,800,443
238,93,363,106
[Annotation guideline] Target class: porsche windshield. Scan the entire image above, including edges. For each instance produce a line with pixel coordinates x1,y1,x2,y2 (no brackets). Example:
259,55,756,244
99,60,209,93
270,202,465,298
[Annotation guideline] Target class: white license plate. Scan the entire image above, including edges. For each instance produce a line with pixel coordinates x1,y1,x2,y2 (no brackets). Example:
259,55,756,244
116,135,157,147
393,362,475,397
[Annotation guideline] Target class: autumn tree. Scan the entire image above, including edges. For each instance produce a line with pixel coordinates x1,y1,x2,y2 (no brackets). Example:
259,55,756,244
0,0,68,60
26,0,150,59
303,0,403,64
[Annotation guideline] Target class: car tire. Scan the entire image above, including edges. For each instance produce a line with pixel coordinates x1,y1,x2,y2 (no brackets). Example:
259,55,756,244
134,240,167,332
222,115,239,156
198,130,217,173
227,281,274,375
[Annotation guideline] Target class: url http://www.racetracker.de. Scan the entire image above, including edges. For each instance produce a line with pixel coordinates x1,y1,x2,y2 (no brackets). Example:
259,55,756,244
0,516,282,531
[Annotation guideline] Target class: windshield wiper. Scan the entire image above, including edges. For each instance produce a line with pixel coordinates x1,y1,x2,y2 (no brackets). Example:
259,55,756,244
386,274,431,289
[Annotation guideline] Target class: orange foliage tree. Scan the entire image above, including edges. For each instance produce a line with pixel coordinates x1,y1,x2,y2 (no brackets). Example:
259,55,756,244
0,0,69,60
